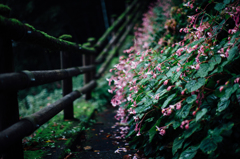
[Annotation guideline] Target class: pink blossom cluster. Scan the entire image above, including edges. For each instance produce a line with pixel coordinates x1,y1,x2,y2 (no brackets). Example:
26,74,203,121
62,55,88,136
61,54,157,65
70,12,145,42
108,0,240,140
180,120,190,129
156,126,166,136
183,1,194,9
161,102,181,116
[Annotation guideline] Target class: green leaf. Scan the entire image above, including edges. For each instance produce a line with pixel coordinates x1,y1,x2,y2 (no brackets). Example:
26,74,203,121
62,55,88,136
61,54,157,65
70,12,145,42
209,55,221,70
223,0,230,4
221,84,239,101
166,66,178,77
212,122,234,136
162,93,176,108
172,70,182,83
145,117,154,122
196,108,207,121
200,137,218,154
155,84,167,94
176,104,191,119
197,64,211,77
185,78,206,92
188,38,204,48
217,100,230,112
126,129,136,138
179,146,199,159
214,3,225,11
172,137,185,155
186,95,197,104
149,118,161,143
135,105,151,114
173,120,181,129
228,46,238,61
212,135,223,143
183,122,201,139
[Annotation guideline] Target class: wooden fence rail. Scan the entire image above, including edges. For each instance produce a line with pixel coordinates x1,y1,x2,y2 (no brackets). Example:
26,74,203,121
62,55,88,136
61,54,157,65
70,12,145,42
0,65,95,91
0,80,96,153
0,0,147,158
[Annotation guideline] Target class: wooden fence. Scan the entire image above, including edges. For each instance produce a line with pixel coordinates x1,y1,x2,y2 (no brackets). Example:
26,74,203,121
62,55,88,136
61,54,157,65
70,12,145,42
0,0,147,158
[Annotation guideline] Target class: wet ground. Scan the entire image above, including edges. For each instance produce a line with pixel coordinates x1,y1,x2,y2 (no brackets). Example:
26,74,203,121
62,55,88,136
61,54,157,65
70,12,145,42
68,107,136,159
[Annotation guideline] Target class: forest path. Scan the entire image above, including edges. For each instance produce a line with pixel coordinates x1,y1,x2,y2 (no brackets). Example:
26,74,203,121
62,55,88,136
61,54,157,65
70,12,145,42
67,107,136,159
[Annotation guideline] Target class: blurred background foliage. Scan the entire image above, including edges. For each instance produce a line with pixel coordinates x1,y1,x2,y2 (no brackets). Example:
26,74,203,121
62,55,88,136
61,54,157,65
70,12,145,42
0,0,127,100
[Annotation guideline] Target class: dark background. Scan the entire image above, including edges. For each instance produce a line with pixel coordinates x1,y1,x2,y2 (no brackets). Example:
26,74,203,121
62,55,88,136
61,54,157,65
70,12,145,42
0,0,128,71
0,0,131,98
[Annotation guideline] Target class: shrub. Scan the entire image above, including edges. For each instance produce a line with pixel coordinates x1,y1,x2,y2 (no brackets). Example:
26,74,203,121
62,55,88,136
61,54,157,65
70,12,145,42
108,0,240,158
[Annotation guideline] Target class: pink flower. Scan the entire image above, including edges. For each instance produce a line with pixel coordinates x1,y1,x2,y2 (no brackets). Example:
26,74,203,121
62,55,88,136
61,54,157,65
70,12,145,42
153,73,157,79
155,93,160,100
196,64,200,70
176,102,181,110
156,126,166,136
219,86,224,92
207,32,212,37
159,129,166,136
167,86,172,91
234,77,240,83
192,111,196,116
136,131,141,136
162,108,166,115
167,108,172,115
108,89,113,94
181,90,185,95
134,123,139,132
176,48,185,56
176,67,181,72
181,121,186,126
180,120,189,129
169,105,175,109
228,28,237,34
164,80,169,85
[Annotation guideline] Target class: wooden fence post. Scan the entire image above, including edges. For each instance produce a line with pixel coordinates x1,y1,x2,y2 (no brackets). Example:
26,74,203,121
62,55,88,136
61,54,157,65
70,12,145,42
111,15,118,57
0,5,24,159
126,1,131,31
59,35,74,120
82,37,95,100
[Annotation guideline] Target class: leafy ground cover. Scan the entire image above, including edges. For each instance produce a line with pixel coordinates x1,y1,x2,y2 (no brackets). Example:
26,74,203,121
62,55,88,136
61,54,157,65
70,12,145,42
20,73,111,158
108,0,240,158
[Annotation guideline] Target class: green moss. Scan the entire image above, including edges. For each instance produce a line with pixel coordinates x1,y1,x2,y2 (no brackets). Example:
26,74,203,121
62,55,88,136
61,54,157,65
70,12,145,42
0,4,11,16
59,34,72,40
24,23,36,31
23,100,96,159
24,150,46,159
82,42,90,47
87,37,95,42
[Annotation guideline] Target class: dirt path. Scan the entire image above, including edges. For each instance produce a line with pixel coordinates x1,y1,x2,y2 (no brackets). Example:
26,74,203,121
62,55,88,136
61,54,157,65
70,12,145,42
67,107,136,159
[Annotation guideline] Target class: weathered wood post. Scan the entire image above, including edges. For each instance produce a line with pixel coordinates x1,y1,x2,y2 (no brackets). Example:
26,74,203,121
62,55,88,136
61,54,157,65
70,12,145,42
82,37,95,100
110,14,119,57
59,35,74,120
126,1,131,31
0,4,24,159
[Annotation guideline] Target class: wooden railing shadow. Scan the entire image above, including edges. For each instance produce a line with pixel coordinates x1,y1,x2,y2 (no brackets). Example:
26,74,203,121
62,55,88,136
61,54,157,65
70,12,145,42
0,0,147,158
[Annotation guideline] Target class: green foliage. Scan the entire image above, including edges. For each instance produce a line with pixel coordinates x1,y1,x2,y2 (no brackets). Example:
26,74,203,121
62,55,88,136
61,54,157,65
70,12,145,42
108,0,240,158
